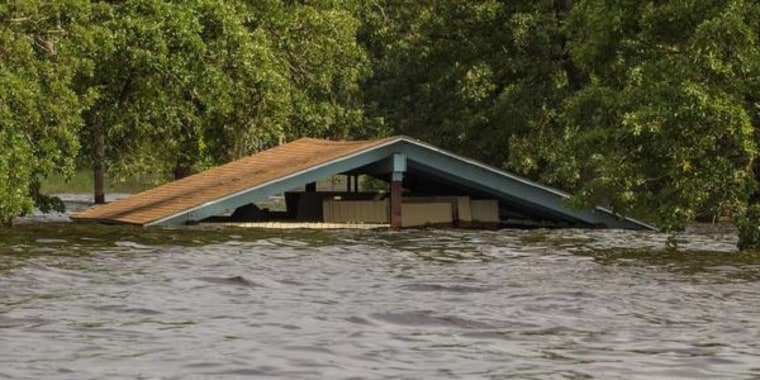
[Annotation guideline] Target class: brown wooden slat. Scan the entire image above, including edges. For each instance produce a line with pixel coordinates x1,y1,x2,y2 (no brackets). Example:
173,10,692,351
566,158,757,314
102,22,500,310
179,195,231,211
71,137,397,226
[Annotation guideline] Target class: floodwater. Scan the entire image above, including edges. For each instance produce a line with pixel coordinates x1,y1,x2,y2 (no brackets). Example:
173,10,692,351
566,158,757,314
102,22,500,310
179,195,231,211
1,221,760,379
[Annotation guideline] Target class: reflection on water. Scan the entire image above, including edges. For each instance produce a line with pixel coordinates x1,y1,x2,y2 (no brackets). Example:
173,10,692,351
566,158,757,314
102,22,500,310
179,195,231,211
1,224,760,379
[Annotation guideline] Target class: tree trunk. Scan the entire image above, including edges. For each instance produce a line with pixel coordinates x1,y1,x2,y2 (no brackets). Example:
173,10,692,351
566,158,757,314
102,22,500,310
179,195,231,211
93,120,106,204
554,0,588,91
562,59,589,91
173,161,193,180
749,95,760,203
738,95,760,250
555,0,573,13
173,118,196,180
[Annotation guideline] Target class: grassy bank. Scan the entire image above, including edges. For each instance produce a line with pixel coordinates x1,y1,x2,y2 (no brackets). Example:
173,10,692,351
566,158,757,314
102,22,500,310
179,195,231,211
41,169,169,195
40,170,377,196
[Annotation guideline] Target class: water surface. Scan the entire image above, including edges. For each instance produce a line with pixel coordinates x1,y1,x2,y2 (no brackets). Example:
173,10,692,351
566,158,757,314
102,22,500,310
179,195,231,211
1,224,759,379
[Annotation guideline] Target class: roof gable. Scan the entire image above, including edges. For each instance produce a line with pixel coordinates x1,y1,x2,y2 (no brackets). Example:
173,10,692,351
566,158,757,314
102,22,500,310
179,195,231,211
71,136,653,230
72,137,398,225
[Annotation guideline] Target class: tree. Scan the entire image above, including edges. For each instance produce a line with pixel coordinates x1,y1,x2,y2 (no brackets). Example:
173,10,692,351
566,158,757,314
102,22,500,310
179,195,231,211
82,0,374,204
243,0,373,140
80,0,293,200
361,0,760,247
509,0,760,231
360,0,576,165
0,0,94,224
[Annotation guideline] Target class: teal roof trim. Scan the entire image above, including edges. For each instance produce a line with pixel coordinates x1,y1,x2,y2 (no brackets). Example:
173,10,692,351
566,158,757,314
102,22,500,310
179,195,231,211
147,140,402,226
394,138,654,230
147,136,654,230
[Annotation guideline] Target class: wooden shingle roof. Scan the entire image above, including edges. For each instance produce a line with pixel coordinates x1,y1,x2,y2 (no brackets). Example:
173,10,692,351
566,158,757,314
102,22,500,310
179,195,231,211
71,137,397,226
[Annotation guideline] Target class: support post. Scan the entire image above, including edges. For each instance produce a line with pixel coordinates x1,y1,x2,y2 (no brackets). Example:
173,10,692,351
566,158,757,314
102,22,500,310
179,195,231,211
93,119,105,204
389,153,406,230
390,172,403,230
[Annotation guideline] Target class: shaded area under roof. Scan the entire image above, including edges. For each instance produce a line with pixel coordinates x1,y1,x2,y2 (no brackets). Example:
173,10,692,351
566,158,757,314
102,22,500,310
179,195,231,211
71,136,654,230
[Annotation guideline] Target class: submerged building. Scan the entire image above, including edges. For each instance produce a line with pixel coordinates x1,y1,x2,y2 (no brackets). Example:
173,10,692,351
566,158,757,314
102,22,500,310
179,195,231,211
71,136,653,230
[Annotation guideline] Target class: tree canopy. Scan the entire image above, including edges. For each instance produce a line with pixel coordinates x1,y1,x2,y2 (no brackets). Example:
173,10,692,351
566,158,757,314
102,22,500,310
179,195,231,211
0,0,94,223
362,0,760,240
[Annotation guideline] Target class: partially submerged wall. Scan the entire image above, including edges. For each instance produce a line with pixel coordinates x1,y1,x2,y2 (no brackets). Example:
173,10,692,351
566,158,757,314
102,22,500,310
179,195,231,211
471,200,499,223
401,203,453,227
323,200,389,224
321,195,500,228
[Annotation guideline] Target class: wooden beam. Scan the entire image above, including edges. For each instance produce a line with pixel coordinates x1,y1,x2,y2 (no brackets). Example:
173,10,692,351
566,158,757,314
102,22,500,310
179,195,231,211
390,172,403,230
93,120,105,204
346,153,407,177
389,153,407,230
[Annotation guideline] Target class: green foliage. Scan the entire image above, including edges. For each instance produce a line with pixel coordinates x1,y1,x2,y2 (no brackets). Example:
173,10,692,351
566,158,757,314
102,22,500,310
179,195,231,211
362,1,502,162
738,203,760,251
82,0,283,177
363,0,760,238
79,0,373,181
247,0,372,140
41,169,167,194
0,0,93,224
2,0,374,222
547,0,760,231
